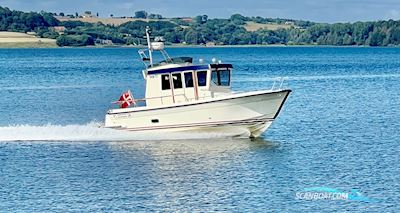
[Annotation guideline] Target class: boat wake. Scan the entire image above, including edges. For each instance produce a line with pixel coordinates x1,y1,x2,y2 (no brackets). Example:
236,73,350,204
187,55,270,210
0,84,110,91
0,122,248,142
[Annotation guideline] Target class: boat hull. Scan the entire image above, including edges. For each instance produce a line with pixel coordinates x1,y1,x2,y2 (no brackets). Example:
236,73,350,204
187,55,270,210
105,89,291,138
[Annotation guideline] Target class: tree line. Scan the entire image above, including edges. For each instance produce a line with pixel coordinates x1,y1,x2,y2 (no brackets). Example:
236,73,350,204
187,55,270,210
1,6,400,47
0,6,58,32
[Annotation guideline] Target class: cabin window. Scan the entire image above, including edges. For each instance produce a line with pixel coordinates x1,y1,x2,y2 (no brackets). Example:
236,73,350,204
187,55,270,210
211,69,230,86
161,74,170,90
220,70,230,86
212,69,230,86
184,72,194,88
172,73,183,89
211,71,218,85
197,71,207,87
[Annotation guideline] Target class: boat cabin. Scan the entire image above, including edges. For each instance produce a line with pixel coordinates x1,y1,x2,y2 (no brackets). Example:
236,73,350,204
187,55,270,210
143,62,233,106
139,27,233,107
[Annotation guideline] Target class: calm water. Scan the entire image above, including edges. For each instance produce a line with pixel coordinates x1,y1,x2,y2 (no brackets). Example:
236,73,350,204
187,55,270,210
0,47,399,211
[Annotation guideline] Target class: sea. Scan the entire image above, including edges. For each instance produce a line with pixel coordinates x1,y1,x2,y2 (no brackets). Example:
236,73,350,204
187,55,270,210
0,47,399,212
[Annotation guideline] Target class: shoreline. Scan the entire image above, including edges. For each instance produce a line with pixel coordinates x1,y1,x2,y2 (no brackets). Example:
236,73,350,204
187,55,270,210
0,43,398,49
0,31,397,48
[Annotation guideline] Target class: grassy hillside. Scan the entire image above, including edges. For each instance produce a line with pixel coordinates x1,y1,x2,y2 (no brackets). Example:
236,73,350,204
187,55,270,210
0,32,57,48
56,17,299,32
56,17,172,26
244,21,294,31
1,6,400,47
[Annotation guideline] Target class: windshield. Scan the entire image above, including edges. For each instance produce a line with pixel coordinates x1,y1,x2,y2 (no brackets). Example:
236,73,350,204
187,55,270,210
211,69,230,86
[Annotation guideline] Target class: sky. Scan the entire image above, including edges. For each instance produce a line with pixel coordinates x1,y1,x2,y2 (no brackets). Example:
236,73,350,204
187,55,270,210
1,0,400,23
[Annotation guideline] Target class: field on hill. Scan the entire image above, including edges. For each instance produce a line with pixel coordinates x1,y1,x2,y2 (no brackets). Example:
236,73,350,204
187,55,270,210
56,17,169,26
244,21,294,31
56,17,295,32
0,32,57,47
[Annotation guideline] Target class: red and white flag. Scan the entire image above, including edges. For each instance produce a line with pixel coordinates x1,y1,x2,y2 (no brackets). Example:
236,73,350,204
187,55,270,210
118,90,135,108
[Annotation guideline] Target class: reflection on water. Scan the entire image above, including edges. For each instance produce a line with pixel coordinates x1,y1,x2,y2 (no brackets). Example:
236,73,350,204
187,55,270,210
106,138,281,175
103,138,282,211
107,137,280,158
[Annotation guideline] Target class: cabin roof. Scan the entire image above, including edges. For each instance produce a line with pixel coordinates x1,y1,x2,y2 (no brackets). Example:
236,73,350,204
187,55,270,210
147,65,209,75
147,63,233,75
210,64,233,69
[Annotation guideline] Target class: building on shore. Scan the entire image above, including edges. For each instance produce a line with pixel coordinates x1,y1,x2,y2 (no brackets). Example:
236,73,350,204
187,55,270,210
51,26,66,35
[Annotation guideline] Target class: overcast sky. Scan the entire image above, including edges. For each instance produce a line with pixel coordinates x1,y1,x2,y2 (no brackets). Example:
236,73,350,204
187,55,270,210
1,0,400,23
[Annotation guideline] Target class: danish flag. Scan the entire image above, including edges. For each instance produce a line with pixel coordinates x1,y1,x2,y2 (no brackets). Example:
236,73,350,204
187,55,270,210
118,90,135,108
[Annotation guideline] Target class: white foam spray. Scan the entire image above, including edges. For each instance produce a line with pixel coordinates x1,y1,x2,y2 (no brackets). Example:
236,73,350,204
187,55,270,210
0,122,246,142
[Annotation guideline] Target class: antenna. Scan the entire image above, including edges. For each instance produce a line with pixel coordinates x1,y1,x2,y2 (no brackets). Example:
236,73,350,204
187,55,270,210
139,26,171,68
145,26,153,66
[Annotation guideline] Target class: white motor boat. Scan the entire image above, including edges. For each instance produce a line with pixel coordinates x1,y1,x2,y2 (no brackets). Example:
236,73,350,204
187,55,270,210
104,27,291,138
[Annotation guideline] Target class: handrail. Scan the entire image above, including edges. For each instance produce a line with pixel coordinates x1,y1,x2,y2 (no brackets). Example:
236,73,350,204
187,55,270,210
111,94,189,107
271,77,288,91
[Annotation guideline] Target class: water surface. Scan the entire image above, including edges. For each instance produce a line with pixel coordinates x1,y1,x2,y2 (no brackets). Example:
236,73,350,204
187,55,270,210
0,47,399,211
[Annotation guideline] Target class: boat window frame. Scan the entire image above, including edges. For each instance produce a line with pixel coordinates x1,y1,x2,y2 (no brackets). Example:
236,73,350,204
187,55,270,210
161,74,171,90
211,70,219,86
183,71,194,88
211,68,231,86
171,72,183,89
219,69,230,86
196,70,208,87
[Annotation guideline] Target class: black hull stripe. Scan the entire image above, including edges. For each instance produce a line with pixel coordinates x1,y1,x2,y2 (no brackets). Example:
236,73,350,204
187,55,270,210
273,90,291,119
108,89,292,115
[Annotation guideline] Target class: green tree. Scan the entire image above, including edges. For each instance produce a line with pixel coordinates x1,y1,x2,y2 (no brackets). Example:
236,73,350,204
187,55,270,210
386,26,400,45
56,34,94,46
230,14,247,25
343,34,354,45
367,29,386,46
185,29,203,44
42,12,60,26
194,15,208,24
